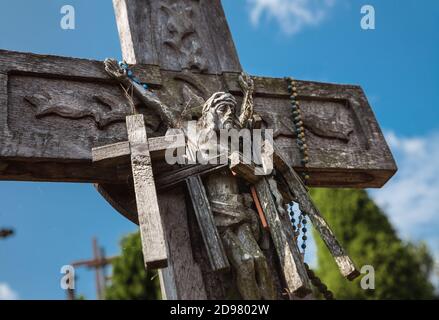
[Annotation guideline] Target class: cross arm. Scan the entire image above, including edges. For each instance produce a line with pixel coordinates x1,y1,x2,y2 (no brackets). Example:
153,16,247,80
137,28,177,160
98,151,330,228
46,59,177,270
224,73,397,188
92,133,185,165
0,50,396,189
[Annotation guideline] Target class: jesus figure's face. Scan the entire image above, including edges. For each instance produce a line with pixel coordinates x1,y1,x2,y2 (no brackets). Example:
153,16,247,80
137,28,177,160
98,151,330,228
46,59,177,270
214,102,236,130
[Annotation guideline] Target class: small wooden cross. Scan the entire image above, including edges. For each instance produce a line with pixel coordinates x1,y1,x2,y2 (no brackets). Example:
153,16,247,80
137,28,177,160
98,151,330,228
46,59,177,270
93,114,168,269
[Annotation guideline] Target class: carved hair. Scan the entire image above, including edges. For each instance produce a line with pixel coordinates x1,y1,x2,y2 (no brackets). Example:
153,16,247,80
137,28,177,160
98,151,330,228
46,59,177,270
193,92,238,158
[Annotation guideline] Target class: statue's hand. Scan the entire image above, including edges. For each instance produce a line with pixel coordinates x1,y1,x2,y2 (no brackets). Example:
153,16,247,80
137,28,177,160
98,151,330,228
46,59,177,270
239,72,254,93
104,58,128,82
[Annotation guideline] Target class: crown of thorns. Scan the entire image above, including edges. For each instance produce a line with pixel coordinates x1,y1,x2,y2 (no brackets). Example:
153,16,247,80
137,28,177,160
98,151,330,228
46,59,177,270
202,92,237,115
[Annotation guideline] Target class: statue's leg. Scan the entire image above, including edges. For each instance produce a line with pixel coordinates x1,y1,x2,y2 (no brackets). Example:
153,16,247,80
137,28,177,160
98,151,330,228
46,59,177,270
221,228,261,300
237,223,277,300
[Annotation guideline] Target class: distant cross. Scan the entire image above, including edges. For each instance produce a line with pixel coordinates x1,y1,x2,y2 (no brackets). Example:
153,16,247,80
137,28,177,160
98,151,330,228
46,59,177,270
0,0,396,299
0,228,14,239
69,237,117,300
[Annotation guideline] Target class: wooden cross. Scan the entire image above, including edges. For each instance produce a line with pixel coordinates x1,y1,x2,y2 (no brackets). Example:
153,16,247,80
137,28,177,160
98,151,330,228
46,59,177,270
70,237,117,300
0,0,397,299
95,114,168,269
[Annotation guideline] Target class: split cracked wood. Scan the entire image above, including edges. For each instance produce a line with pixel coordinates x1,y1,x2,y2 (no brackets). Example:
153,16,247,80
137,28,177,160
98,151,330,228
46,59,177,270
255,177,311,297
186,175,229,272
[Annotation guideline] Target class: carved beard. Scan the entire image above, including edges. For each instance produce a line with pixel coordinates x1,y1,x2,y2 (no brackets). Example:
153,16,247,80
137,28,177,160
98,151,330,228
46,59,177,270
220,116,234,130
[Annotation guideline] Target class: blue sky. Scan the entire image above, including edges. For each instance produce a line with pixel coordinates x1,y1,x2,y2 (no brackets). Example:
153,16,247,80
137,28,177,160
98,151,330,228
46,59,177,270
0,0,438,299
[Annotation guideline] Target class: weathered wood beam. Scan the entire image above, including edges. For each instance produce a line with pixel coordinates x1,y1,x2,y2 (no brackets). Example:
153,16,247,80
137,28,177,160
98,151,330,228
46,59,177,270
0,50,396,188
157,187,208,300
255,177,311,297
229,151,265,184
156,163,227,191
92,141,130,163
112,0,241,73
186,175,229,272
273,148,360,280
126,114,167,269
224,72,397,188
92,134,185,164
0,49,162,84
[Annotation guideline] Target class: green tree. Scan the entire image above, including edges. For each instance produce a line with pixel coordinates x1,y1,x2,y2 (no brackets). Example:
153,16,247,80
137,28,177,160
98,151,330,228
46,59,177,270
105,232,161,300
310,188,436,299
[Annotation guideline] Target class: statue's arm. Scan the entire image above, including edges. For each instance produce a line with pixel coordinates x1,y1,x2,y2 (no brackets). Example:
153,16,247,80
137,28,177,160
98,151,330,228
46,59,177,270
238,72,255,128
104,59,176,128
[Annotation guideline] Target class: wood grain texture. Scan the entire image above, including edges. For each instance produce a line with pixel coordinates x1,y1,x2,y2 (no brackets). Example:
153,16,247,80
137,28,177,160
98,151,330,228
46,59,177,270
0,49,161,83
0,72,9,142
273,148,360,280
113,0,241,73
186,175,229,271
225,73,397,188
158,187,208,300
92,141,131,164
200,0,242,72
255,177,311,297
0,50,161,163
156,163,227,191
92,134,185,164
229,151,265,184
113,0,153,65
126,114,168,269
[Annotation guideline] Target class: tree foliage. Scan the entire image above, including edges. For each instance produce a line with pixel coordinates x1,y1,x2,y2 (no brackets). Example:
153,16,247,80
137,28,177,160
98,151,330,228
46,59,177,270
105,232,161,300
310,188,436,299
105,189,436,300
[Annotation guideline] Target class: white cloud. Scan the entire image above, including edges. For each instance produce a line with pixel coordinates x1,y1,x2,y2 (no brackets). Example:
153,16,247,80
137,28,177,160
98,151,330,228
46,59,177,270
0,283,19,300
384,131,427,157
370,130,439,286
370,131,439,235
246,0,337,35
305,130,439,287
371,130,439,289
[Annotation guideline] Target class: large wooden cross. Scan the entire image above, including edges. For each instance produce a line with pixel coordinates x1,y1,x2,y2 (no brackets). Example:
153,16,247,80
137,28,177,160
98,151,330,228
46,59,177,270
0,0,396,299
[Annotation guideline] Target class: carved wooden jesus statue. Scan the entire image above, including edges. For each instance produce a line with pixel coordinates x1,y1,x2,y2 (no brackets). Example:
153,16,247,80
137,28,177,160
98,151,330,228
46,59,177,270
105,58,276,299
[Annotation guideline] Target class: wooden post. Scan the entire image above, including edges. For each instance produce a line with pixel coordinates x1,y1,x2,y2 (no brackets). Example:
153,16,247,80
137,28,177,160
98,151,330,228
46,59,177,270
70,238,118,300
92,237,105,300
186,175,229,271
255,177,311,297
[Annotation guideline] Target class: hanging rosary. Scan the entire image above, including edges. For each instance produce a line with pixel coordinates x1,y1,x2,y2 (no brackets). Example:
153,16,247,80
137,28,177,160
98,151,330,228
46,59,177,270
286,76,309,257
285,77,335,300
286,77,310,183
